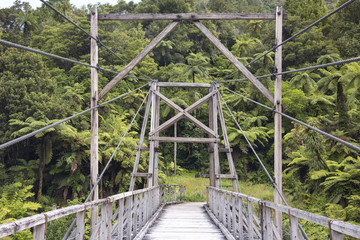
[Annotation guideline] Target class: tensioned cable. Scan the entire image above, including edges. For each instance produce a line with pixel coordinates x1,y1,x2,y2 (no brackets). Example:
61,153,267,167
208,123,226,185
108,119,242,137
219,85,360,153
0,82,150,150
40,0,156,81
218,92,309,240
217,56,360,83
0,39,153,81
219,0,356,81
63,88,150,240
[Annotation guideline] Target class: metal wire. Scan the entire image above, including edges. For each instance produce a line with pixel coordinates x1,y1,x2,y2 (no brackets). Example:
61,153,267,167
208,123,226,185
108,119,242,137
220,0,356,80
218,91,310,240
0,82,150,150
40,0,157,82
63,87,151,240
218,57,360,83
219,85,360,153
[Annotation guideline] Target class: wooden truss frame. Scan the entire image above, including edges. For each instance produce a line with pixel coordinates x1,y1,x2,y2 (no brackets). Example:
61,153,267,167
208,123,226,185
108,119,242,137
128,81,239,192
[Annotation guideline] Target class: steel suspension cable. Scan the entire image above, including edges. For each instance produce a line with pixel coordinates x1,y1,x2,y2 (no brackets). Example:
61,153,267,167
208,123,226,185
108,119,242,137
0,39,154,81
218,92,309,240
63,88,150,240
220,85,360,152
217,56,360,83
0,82,150,150
40,0,156,81
219,0,356,81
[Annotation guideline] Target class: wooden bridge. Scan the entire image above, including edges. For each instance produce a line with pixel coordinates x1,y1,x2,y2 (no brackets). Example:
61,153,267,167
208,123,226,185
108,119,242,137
1,2,360,240
1,184,360,239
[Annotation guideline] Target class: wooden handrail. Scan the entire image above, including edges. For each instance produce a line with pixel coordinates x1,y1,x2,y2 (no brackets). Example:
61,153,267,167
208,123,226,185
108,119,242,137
0,184,185,239
207,186,360,239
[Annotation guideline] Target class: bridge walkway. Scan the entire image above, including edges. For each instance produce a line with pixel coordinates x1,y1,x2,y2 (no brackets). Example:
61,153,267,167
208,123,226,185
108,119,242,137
143,202,226,240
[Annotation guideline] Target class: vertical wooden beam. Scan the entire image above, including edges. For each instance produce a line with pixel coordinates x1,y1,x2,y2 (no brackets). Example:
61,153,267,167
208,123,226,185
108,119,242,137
33,224,45,240
274,6,283,238
209,86,215,187
117,198,124,240
215,90,238,192
90,6,99,232
129,92,152,191
211,86,220,188
76,210,85,240
289,213,299,240
147,82,157,187
153,85,160,186
174,122,177,174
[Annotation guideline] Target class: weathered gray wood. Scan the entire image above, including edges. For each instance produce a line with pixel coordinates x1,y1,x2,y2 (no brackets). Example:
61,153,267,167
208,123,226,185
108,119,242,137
33,223,45,240
95,13,287,21
332,230,345,240
274,6,284,238
248,200,255,240
208,87,215,187
157,82,211,88
193,21,274,104
90,6,99,231
149,137,219,143
148,83,157,187
263,206,273,239
154,85,160,187
117,198,124,240
153,90,215,136
216,174,237,179
238,196,244,239
209,147,233,153
174,122,177,174
151,90,215,135
145,203,227,240
100,202,112,240
290,213,299,240
76,210,85,240
132,172,152,177
211,86,221,188
98,21,179,99
129,92,152,190
215,91,238,192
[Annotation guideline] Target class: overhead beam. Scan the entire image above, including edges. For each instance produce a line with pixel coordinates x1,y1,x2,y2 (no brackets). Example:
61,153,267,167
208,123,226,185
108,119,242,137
157,82,211,88
98,21,179,100
94,13,288,21
193,21,274,104
149,137,219,143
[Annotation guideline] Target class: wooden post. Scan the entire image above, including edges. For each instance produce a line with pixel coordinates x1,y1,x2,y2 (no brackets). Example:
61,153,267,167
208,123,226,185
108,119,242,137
148,82,157,187
76,210,85,240
33,224,45,240
129,92,152,191
90,6,99,232
153,86,160,186
174,122,177,175
274,6,283,237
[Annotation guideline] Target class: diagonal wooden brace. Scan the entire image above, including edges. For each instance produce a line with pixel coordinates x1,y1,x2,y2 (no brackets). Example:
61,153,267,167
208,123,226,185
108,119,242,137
193,21,274,104
151,90,217,136
98,21,180,100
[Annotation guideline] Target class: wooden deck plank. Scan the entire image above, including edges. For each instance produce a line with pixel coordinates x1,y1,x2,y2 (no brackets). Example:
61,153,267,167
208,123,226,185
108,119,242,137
143,202,226,240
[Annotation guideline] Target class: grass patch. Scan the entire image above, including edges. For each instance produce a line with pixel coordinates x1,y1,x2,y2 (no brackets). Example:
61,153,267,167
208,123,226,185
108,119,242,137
164,170,274,202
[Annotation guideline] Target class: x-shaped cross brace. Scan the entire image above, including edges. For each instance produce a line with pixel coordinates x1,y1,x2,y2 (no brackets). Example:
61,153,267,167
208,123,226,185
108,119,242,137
149,90,218,137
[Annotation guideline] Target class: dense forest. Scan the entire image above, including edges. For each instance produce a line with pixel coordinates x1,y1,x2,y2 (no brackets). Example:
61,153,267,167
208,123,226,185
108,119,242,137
0,0,359,238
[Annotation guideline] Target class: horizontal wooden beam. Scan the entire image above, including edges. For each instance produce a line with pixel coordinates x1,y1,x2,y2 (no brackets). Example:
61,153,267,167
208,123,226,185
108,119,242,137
132,172,152,177
134,146,159,152
149,137,219,143
209,147,233,153
216,174,237,179
94,13,288,21
157,82,212,88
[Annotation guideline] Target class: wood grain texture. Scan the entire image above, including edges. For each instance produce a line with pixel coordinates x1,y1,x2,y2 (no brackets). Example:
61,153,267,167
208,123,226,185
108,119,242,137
95,13,288,21
143,202,226,240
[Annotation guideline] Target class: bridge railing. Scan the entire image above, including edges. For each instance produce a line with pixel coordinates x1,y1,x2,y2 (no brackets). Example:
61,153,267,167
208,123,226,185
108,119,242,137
207,186,360,240
0,184,185,240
